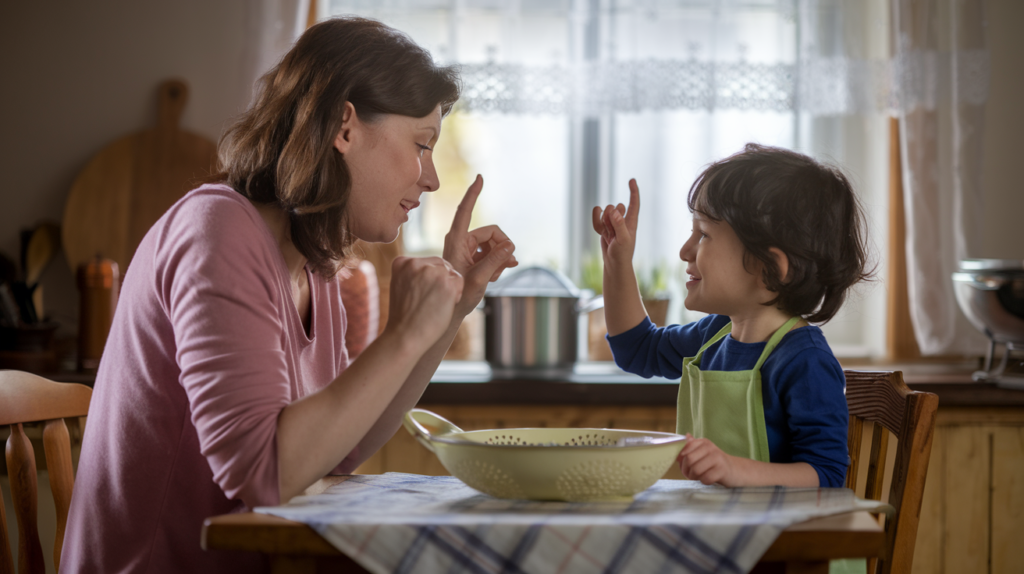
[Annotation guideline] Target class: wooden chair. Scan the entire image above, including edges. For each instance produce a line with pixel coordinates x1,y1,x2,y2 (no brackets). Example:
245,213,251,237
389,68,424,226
1,371,92,574
844,370,939,574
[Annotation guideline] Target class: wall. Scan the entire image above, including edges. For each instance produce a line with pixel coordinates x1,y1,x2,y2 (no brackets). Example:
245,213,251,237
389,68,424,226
981,0,1024,259
0,3,260,571
0,1,258,337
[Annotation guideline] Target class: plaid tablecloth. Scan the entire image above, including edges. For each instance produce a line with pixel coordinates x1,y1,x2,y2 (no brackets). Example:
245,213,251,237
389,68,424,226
256,473,890,574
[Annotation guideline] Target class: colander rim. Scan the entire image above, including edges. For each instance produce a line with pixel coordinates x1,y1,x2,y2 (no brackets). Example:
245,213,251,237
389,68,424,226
426,427,687,449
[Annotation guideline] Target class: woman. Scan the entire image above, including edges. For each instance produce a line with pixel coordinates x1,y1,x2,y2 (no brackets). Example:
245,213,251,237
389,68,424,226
61,17,517,573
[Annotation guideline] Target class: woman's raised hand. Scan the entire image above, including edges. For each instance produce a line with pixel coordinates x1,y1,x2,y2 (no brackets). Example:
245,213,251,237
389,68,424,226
443,175,518,318
591,178,640,269
386,256,464,352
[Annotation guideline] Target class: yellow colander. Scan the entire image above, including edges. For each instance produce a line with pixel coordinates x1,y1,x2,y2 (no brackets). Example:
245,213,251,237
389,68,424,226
402,408,687,502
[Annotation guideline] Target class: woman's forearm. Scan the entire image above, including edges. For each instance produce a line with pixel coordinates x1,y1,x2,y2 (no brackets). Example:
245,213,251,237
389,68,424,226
346,314,464,467
275,329,426,502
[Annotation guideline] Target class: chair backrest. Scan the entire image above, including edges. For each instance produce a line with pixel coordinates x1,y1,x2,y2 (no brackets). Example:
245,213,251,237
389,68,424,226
843,370,939,574
0,370,92,574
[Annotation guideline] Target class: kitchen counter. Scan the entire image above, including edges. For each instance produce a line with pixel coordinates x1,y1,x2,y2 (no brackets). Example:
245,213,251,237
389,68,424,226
33,359,1023,407
422,360,1024,407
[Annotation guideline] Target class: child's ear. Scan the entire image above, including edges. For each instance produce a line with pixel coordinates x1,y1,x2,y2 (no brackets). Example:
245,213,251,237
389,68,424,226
768,247,790,284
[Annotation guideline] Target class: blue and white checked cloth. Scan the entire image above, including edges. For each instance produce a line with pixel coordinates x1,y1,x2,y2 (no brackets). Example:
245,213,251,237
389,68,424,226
256,473,890,574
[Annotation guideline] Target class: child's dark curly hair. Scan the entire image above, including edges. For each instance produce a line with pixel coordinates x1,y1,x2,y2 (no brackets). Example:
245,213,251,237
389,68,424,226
687,144,873,323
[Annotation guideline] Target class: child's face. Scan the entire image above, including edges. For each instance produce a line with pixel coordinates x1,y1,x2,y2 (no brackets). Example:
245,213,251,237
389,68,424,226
679,214,767,316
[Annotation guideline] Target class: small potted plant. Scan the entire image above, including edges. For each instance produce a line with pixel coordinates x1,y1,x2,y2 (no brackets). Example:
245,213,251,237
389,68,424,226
637,262,671,327
580,256,673,361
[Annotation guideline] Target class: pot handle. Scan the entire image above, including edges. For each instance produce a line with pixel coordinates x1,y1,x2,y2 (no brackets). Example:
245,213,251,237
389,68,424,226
403,408,465,453
577,294,605,314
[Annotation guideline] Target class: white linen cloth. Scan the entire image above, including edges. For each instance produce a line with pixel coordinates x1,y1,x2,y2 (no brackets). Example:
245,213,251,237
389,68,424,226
256,473,890,574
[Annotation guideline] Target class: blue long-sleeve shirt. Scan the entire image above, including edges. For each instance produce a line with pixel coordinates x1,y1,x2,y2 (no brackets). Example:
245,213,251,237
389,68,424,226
608,314,849,487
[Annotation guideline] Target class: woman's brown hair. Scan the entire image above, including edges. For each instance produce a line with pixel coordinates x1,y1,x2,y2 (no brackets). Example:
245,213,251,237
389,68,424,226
214,17,461,278
688,144,874,323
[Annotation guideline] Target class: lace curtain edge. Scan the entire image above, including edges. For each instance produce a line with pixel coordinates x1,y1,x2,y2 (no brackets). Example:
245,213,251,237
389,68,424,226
451,49,988,116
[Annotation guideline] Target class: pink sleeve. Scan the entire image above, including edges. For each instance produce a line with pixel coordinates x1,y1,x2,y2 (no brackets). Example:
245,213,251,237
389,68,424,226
155,195,290,508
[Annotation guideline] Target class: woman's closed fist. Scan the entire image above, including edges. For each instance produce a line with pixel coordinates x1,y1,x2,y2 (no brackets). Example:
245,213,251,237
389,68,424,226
386,256,464,352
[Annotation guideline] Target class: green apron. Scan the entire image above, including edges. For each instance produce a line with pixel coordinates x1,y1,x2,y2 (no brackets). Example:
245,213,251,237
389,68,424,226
676,316,800,457
675,316,865,574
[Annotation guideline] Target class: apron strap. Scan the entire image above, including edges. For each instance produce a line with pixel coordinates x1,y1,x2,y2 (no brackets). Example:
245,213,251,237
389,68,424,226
752,316,803,371
691,321,733,367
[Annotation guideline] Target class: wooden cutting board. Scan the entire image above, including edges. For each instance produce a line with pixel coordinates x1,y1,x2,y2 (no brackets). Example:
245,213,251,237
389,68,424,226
62,79,219,273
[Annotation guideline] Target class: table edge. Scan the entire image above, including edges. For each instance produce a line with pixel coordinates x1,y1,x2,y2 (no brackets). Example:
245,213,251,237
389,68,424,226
203,509,886,561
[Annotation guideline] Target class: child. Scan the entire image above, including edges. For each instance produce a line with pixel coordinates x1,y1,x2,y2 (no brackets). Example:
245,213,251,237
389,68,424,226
593,144,870,488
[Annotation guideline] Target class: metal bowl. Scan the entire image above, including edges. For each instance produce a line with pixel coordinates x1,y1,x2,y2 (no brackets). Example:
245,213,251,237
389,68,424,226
952,259,1024,387
952,259,1024,345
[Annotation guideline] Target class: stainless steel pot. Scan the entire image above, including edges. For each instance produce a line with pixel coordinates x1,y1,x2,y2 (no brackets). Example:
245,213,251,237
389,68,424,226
483,267,603,378
952,258,1024,387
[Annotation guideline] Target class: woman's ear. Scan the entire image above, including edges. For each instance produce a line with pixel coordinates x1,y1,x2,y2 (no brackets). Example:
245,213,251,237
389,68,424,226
768,247,790,284
333,102,358,154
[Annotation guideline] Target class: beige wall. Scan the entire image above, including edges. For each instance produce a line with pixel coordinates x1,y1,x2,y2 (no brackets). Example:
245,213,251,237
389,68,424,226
982,0,1024,259
0,1,256,334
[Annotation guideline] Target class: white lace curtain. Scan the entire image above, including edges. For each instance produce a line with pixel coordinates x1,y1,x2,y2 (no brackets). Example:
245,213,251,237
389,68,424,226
277,0,989,356
895,0,989,355
315,0,986,120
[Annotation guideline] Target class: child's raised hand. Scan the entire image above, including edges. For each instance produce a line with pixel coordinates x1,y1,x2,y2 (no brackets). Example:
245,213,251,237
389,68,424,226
677,435,741,487
591,179,641,266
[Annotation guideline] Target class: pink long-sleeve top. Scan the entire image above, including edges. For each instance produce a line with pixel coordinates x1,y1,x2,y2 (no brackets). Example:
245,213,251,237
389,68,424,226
61,185,353,573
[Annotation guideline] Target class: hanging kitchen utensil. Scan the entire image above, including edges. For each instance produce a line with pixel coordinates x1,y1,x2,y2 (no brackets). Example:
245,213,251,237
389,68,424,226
0,283,20,327
404,408,686,502
62,79,218,274
23,221,61,320
24,222,60,286
10,281,38,324
0,252,17,285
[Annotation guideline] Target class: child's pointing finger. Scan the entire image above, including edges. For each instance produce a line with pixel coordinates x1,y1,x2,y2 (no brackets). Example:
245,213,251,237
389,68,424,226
627,179,641,228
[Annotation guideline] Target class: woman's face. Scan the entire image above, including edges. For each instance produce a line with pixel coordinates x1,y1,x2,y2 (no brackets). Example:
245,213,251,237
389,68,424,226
335,104,442,243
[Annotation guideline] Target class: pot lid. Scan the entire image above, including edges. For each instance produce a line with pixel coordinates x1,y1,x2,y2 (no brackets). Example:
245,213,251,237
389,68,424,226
486,266,580,298
959,259,1024,272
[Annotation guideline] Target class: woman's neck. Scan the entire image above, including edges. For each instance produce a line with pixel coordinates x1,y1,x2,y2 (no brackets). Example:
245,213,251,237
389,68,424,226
727,307,800,344
253,201,308,282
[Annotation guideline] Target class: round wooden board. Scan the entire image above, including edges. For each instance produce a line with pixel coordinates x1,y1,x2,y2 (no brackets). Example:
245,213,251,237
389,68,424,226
62,79,219,274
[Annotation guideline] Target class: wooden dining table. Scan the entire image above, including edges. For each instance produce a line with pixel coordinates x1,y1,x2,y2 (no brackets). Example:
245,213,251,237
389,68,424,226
201,477,886,574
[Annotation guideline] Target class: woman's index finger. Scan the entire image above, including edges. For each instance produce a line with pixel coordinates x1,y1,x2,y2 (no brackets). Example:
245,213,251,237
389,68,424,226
452,174,484,232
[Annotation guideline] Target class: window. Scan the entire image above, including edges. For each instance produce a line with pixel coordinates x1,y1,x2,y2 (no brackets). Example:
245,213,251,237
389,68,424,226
322,0,891,358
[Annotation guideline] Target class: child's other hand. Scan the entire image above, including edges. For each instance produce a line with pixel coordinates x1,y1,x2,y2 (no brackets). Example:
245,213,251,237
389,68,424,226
677,435,740,487
591,179,640,266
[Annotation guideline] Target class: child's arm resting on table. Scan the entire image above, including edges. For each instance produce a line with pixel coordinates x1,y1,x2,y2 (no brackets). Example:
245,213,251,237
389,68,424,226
678,438,820,487
678,346,850,488
592,179,646,335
